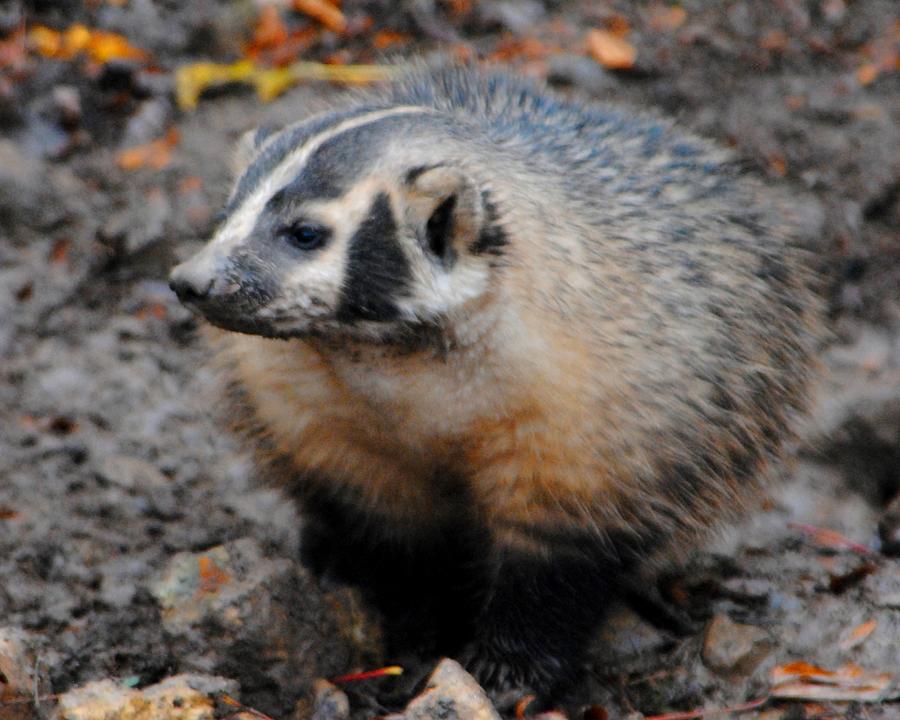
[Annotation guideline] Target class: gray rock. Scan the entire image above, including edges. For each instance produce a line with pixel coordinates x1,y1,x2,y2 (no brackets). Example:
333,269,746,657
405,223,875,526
53,674,238,720
150,537,376,714
701,614,774,676
397,659,500,720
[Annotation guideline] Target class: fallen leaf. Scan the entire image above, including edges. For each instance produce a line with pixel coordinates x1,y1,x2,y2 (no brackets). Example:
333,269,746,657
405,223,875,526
292,0,346,34
49,237,72,265
588,28,637,70
0,27,28,71
330,665,403,684
760,29,788,52
372,29,411,50
643,696,768,719
605,14,631,38
116,127,180,171
197,555,230,596
857,63,879,86
175,59,394,109
29,23,148,64
248,4,288,56
515,694,536,719
648,4,687,32
771,662,894,703
788,522,876,557
839,619,877,651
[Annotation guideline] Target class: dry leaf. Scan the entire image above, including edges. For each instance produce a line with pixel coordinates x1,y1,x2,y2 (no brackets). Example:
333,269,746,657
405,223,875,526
588,28,637,70
839,619,877,651
197,555,230,595
649,4,687,32
175,59,394,109
643,696,768,720
29,23,148,64
788,522,876,556
771,661,894,703
250,5,288,54
292,0,346,34
116,127,180,171
372,29,411,50
857,63,879,85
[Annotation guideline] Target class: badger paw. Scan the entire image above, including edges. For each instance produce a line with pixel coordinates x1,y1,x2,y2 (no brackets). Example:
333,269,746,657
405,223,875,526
458,641,572,713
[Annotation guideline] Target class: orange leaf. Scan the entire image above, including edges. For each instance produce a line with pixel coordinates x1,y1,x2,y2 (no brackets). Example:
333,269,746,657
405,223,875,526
771,661,892,702
292,0,346,34
372,29,411,50
29,23,147,64
649,5,687,32
839,619,877,651
857,63,879,86
605,14,631,38
788,522,876,556
197,555,230,595
116,127,180,171
330,665,403,683
588,28,636,70
248,5,288,56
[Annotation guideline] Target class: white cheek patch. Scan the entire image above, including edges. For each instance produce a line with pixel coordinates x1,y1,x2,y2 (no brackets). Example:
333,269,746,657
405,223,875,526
398,253,491,322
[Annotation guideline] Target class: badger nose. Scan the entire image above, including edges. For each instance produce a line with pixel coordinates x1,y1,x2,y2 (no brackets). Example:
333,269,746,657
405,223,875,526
169,263,214,304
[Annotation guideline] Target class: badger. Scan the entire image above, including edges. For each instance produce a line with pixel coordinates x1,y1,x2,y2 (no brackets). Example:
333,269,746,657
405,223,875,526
169,63,821,705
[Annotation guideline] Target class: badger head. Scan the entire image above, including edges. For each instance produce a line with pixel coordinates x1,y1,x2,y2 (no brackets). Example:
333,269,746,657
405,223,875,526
169,107,508,344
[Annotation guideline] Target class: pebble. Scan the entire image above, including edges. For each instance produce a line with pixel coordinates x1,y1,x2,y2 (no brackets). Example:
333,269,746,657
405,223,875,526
53,674,238,720
701,614,774,676
388,659,500,720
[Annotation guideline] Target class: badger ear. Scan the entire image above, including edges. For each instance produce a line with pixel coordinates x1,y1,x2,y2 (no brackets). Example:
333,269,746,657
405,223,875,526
232,125,278,176
403,165,483,267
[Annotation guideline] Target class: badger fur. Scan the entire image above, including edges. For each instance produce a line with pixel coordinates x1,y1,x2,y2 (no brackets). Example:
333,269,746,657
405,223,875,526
169,63,821,703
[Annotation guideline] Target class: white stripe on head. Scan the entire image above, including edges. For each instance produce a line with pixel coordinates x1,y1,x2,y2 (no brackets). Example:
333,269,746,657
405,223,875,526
215,106,434,254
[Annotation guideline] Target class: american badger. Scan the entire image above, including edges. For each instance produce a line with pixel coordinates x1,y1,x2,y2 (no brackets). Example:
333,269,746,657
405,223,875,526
169,63,820,702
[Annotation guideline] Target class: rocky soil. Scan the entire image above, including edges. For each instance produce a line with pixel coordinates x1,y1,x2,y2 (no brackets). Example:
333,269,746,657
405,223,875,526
0,1,898,719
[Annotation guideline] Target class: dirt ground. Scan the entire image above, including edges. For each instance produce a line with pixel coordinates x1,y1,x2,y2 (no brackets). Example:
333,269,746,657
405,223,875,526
0,1,898,719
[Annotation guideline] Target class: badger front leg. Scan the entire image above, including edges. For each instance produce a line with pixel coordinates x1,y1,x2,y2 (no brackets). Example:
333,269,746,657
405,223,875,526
459,522,651,706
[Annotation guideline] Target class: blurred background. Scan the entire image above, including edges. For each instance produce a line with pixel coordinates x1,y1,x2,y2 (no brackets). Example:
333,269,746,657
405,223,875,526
0,2,898,719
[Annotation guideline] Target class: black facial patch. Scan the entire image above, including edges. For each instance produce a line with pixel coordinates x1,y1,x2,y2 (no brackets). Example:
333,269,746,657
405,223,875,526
337,192,410,323
223,105,382,218
470,190,509,256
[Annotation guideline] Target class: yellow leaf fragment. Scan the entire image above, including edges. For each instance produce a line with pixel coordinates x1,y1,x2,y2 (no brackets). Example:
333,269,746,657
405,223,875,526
175,59,256,110
175,59,396,110
587,28,637,70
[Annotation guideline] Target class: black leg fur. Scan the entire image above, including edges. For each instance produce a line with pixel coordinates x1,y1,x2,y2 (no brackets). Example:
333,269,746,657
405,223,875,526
298,488,488,658
459,550,615,706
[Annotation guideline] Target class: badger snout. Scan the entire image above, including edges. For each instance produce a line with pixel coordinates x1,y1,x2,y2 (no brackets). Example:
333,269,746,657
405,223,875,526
169,260,215,305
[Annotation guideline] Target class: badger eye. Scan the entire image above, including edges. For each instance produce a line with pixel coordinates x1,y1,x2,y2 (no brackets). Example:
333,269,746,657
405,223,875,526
280,223,329,251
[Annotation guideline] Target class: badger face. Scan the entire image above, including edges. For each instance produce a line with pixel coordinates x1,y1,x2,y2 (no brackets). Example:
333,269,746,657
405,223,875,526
169,107,508,343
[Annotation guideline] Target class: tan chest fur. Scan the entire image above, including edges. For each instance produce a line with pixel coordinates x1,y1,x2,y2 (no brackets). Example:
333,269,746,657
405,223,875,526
213,294,627,545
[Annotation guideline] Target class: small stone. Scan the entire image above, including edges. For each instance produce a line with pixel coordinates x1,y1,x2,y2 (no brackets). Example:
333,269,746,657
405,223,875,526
53,674,237,720
151,538,377,714
701,614,774,676
305,679,349,720
400,659,499,720
864,565,900,609
0,627,44,696
98,455,168,490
